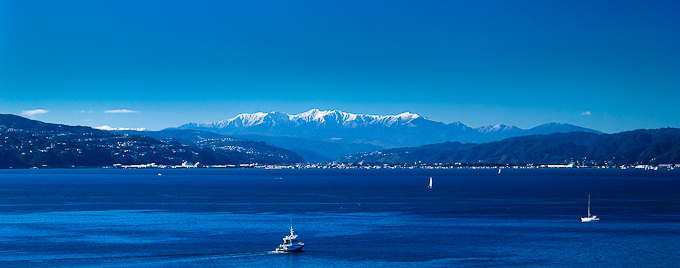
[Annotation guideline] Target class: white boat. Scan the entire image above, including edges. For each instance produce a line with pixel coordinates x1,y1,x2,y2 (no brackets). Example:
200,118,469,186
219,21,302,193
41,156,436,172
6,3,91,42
275,225,304,252
580,195,600,222
498,168,501,174
428,177,433,188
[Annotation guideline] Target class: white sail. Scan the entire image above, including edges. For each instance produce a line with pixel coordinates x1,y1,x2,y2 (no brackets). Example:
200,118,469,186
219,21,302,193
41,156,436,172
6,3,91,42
428,177,433,188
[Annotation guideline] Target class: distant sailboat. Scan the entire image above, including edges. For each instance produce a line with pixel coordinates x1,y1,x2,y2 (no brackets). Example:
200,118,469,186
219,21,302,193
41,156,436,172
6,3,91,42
428,177,433,188
498,168,501,174
580,195,600,222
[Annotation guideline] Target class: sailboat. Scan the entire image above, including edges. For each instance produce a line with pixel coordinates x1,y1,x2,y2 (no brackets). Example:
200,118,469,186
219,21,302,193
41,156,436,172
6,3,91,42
428,177,433,188
580,195,600,222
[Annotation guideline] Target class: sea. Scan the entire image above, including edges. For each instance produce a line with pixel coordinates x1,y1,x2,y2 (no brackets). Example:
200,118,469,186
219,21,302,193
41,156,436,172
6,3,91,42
0,168,678,267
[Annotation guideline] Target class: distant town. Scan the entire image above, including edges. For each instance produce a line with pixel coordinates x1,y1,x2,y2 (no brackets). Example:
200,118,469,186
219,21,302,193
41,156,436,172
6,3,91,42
109,161,679,171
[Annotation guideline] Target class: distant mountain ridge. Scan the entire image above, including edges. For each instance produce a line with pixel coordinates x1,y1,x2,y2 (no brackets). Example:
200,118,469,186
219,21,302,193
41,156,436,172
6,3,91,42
183,109,422,130
0,114,303,168
3,113,676,167
177,109,602,149
341,128,680,165
231,134,382,163
0,113,93,133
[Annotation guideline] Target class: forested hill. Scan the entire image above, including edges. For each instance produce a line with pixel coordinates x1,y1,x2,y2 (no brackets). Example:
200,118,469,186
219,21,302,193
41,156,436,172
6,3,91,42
340,128,680,165
0,114,303,168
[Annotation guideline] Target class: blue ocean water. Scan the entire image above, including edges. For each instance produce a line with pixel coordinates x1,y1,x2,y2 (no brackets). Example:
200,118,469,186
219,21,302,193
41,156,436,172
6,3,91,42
0,168,678,267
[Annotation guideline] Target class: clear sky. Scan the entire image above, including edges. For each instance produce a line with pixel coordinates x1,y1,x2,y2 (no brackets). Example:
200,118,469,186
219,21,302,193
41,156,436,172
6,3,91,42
1,0,679,133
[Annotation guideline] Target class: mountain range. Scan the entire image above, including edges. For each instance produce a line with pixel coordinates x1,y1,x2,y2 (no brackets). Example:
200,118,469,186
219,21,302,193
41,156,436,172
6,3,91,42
341,128,680,165
4,110,678,168
178,109,602,149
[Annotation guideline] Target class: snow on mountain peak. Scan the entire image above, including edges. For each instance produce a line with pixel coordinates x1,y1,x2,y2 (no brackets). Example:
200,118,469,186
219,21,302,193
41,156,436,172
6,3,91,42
218,112,267,127
294,109,336,123
476,124,516,133
206,109,423,129
396,112,420,120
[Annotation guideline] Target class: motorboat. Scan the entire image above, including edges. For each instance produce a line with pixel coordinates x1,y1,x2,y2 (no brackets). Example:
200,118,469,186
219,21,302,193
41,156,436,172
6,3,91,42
275,226,304,252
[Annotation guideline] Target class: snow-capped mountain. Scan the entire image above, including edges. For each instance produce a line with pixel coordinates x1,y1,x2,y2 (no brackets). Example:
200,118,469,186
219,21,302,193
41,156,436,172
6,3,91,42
186,109,423,129
476,124,520,133
177,109,602,149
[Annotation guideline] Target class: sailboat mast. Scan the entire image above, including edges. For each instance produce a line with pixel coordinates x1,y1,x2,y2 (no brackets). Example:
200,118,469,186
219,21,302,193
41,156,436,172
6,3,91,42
587,195,591,217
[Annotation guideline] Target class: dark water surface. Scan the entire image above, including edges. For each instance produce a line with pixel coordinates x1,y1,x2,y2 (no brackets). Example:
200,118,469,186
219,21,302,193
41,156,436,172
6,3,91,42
0,168,678,267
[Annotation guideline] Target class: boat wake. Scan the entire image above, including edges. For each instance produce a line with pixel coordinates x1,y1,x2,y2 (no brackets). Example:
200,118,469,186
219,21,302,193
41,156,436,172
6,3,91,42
0,251,281,267
154,251,280,263
190,251,279,259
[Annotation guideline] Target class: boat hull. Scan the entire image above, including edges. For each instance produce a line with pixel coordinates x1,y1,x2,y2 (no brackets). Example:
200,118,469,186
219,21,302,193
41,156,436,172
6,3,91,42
581,217,599,223
276,244,304,252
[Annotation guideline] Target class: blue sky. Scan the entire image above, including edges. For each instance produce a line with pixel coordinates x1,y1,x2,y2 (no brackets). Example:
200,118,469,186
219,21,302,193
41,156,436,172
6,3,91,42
1,0,679,133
